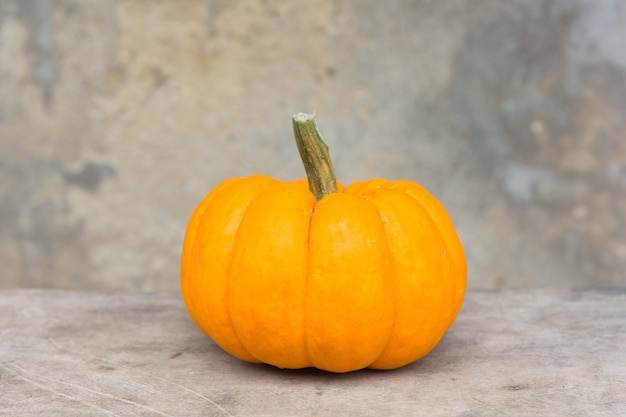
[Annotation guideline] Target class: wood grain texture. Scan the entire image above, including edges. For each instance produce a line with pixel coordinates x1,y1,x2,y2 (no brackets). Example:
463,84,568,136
1,289,624,416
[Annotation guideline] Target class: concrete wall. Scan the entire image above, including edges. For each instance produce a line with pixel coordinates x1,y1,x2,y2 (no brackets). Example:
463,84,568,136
1,0,625,291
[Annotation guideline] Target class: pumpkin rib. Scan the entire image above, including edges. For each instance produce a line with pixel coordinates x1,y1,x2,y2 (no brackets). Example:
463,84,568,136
302,181,349,370
406,201,459,328
302,191,315,369
227,181,313,369
361,187,448,369
387,180,466,325
345,182,409,369
181,176,249,334
305,193,395,372
360,188,408,369
224,188,262,364
294,180,316,369
363,193,400,369
302,198,319,370
222,180,280,364
191,175,277,363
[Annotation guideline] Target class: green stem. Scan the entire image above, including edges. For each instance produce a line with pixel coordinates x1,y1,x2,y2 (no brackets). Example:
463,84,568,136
292,112,338,201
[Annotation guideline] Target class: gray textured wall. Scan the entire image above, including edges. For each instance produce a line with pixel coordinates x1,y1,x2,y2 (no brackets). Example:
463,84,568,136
1,0,625,291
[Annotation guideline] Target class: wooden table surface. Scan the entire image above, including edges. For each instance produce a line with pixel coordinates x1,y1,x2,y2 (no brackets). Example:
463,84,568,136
1,289,624,416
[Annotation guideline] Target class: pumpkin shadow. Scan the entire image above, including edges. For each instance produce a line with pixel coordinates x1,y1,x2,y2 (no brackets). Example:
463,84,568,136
237,361,374,380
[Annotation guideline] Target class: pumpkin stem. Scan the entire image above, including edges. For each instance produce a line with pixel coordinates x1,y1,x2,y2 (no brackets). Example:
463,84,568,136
292,112,338,201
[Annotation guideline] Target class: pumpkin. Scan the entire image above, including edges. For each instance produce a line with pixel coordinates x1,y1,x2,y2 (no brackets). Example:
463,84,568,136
180,113,466,373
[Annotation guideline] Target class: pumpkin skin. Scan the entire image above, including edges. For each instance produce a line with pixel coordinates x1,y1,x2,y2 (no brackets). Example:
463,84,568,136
180,174,466,373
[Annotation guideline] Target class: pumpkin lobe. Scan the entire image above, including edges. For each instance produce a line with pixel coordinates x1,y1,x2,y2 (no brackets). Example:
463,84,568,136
305,192,395,372
227,181,314,369
186,175,276,363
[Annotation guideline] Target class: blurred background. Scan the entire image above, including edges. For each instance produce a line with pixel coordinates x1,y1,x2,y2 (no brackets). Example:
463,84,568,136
1,0,625,291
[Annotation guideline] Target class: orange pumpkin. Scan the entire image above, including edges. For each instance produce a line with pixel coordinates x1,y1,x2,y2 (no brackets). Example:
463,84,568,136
181,113,466,373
